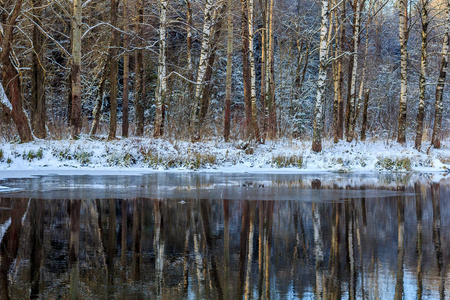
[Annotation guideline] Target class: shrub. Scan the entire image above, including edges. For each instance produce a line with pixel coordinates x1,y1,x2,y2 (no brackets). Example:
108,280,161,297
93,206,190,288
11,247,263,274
23,149,44,162
0,149,3,162
272,154,303,168
376,157,411,171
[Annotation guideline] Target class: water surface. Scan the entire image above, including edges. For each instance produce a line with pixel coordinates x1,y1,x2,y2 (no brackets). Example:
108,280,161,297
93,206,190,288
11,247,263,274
0,173,448,299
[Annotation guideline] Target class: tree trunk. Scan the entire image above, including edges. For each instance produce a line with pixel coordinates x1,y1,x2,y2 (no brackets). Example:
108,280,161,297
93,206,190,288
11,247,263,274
154,0,168,138
360,89,370,141
267,0,276,139
71,0,82,138
346,0,361,142
135,1,145,136
108,0,119,140
90,60,108,136
224,0,233,141
31,0,46,139
122,0,130,138
248,0,260,140
191,0,215,141
415,0,428,150
0,0,34,142
240,0,252,140
431,0,449,149
312,0,329,152
334,0,345,142
397,0,408,143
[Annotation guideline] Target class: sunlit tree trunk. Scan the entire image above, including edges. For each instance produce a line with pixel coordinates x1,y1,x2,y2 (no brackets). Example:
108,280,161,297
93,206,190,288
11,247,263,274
154,0,168,138
31,0,46,139
431,0,449,149
397,0,408,143
224,0,233,141
191,0,215,141
122,0,130,137
312,0,329,152
108,0,119,140
415,0,429,150
267,0,276,139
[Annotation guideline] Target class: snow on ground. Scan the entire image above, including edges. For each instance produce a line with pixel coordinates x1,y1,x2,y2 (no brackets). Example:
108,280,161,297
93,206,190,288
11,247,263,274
0,136,449,179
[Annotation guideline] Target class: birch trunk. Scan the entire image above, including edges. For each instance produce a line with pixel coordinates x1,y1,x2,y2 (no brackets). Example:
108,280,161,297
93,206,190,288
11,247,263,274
71,0,82,138
154,0,168,138
186,0,194,100
224,0,233,141
312,0,329,152
31,0,46,139
122,0,130,137
397,0,408,143
334,0,345,142
431,0,449,149
248,0,260,140
415,0,428,150
347,0,361,142
191,0,215,141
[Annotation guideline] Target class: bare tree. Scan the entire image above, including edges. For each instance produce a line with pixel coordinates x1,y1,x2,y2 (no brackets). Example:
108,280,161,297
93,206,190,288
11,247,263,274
108,0,119,140
414,0,429,150
122,0,130,137
191,0,216,141
154,0,168,138
431,0,449,149
31,0,46,139
397,0,408,143
223,0,234,141
312,0,330,152
71,0,82,138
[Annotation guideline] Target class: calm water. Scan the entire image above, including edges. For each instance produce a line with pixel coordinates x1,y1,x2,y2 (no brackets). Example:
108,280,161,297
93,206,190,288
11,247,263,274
0,173,449,299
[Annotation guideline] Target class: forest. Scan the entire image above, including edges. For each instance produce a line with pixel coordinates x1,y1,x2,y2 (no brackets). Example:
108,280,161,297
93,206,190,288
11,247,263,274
0,0,449,152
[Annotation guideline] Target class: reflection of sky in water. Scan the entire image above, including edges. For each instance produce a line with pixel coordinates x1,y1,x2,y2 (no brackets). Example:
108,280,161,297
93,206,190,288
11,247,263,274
0,173,448,299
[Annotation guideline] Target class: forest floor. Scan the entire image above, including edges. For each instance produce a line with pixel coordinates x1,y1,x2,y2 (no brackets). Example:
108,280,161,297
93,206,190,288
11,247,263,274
0,136,449,179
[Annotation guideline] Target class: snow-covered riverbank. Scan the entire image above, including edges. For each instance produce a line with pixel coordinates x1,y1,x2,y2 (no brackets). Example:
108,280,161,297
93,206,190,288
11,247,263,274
0,137,449,178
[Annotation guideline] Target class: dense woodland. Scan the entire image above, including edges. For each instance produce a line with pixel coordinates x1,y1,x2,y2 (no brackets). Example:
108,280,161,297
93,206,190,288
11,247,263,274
0,0,449,152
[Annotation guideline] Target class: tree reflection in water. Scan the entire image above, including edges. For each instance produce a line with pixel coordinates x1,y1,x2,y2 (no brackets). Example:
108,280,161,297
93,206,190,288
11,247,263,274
0,180,449,299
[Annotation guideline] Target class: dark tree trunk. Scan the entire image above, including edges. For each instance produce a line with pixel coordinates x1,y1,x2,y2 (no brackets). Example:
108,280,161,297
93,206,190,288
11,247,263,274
31,0,46,139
